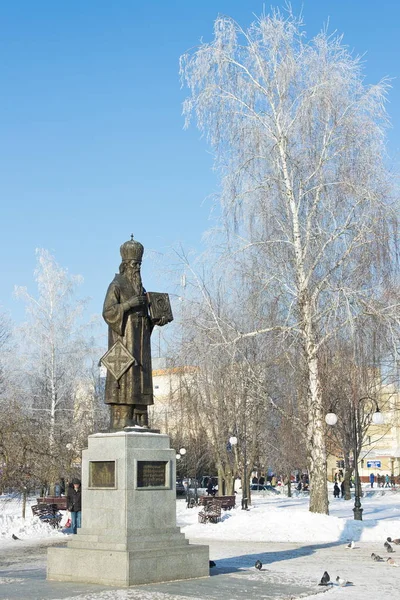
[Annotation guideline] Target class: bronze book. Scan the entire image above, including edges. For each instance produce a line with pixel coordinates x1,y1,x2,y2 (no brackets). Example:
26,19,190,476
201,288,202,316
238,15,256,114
146,292,173,323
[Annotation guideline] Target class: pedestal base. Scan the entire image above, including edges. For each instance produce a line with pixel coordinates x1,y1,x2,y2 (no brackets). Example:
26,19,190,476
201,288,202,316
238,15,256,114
48,542,209,586
47,431,209,586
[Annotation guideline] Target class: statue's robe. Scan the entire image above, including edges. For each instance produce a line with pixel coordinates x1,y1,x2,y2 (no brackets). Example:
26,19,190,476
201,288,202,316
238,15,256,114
102,274,153,406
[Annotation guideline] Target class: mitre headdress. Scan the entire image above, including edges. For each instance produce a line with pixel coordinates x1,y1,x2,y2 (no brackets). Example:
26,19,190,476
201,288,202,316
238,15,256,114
120,236,144,263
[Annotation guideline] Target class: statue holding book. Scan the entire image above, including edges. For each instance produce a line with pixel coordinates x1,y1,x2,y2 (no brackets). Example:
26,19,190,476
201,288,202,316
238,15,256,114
101,236,173,430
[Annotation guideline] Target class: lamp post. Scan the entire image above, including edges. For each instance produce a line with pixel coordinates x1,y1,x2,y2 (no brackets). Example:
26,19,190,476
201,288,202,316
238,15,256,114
176,447,193,506
176,447,186,481
229,434,248,510
325,398,384,520
176,447,186,470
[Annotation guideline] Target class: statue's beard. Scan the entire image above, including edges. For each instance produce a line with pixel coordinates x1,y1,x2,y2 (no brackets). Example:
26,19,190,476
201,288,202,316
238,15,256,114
125,267,143,295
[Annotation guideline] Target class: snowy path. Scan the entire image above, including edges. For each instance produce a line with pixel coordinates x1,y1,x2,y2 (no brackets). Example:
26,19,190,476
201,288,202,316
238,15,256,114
1,491,400,598
1,537,399,599
207,538,400,600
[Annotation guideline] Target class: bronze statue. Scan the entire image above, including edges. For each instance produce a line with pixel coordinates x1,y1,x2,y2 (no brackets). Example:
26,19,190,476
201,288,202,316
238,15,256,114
101,236,172,430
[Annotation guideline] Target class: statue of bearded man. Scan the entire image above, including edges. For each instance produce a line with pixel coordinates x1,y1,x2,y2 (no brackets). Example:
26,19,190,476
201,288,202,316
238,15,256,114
102,237,168,430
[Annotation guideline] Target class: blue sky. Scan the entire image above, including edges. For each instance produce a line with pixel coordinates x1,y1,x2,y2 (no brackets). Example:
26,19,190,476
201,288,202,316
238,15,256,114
1,0,400,328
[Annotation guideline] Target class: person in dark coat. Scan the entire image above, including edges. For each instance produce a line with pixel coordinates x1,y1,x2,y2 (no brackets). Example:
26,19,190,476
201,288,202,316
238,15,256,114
67,479,82,534
333,482,340,498
206,479,216,496
340,481,345,498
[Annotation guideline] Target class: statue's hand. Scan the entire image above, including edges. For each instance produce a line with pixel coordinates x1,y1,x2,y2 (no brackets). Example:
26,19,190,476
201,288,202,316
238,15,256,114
124,295,146,310
155,316,168,326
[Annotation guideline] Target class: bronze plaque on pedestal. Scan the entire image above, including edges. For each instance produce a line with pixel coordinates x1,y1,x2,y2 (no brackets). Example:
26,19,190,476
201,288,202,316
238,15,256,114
89,461,116,488
137,461,168,488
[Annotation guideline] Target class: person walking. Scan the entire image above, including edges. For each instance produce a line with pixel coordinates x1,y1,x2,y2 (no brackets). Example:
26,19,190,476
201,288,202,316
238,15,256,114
333,482,340,498
369,472,375,488
385,474,391,488
67,479,82,534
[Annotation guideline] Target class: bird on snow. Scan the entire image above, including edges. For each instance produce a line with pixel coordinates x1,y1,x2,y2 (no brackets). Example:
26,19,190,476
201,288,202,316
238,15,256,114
345,540,356,549
12,534,20,540
336,576,353,587
384,540,395,553
371,553,384,562
255,560,262,570
387,537,400,545
387,557,399,567
209,560,216,568
318,571,330,586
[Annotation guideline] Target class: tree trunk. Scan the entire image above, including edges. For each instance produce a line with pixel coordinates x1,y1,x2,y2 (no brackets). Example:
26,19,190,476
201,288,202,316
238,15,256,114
22,488,27,519
286,475,292,498
303,301,328,514
343,464,352,501
217,465,224,496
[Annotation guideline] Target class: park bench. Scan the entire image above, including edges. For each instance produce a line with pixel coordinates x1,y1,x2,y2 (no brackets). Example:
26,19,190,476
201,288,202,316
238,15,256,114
198,500,222,524
199,495,235,510
36,496,67,511
31,503,62,528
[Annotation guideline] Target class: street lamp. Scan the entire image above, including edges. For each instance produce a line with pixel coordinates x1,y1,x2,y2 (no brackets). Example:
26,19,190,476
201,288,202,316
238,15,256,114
176,447,195,506
229,435,248,510
325,398,384,520
176,447,185,479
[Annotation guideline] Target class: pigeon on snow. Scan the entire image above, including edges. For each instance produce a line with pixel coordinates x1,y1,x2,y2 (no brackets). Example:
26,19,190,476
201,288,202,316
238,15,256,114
345,540,356,549
318,571,330,586
371,553,384,561
384,540,395,553
387,557,399,567
255,560,262,570
336,576,353,587
387,537,400,545
11,534,20,540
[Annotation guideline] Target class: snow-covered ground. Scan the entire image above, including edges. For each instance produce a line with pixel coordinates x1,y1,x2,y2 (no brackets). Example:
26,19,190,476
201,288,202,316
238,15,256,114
2,485,400,547
178,486,400,544
1,485,400,599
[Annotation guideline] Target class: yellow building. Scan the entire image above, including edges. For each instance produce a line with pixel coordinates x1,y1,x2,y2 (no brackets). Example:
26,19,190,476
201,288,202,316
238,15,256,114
327,385,400,481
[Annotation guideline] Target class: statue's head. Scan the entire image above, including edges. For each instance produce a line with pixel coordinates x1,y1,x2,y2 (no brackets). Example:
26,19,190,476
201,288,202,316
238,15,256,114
120,236,144,264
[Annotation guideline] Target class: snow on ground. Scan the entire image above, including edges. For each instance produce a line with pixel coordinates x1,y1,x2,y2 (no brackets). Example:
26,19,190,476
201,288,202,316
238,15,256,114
178,486,400,544
1,486,400,600
0,495,62,544
1,484,399,549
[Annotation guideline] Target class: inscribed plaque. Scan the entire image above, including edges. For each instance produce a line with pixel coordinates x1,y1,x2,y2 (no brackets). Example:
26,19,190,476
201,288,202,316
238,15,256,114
89,461,116,488
137,461,168,488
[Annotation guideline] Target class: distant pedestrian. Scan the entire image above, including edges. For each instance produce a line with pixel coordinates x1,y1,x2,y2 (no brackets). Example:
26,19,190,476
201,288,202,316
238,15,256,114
67,479,82,534
333,483,340,498
369,473,375,488
385,474,391,488
206,479,215,496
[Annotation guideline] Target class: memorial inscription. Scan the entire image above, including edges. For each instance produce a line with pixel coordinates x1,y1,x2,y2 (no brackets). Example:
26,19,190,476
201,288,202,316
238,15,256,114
137,460,168,488
89,460,116,488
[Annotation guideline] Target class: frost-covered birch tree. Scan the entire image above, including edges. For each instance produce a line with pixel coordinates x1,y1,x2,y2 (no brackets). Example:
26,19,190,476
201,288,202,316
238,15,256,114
180,10,398,513
14,249,95,489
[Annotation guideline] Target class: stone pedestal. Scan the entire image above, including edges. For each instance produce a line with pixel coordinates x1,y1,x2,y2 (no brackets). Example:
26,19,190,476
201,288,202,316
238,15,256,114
47,431,209,586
